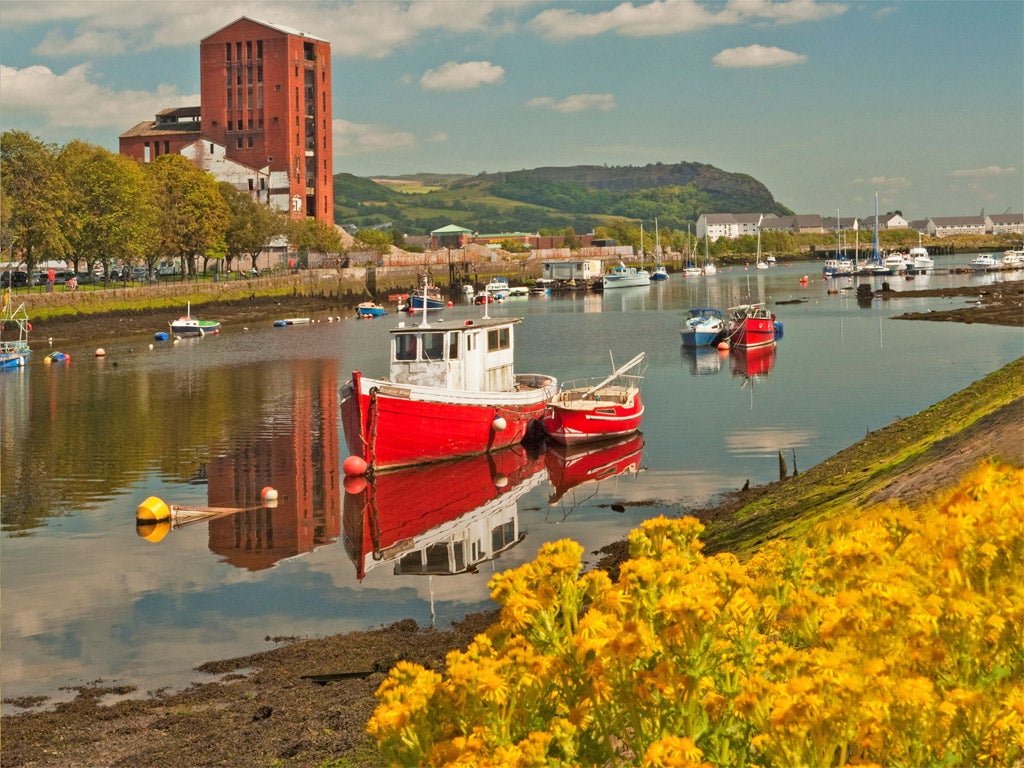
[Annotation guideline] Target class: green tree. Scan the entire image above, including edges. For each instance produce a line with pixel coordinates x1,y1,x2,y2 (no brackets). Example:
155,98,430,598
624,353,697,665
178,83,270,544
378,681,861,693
59,142,158,281
290,218,346,267
145,155,228,279
219,183,289,274
0,131,71,278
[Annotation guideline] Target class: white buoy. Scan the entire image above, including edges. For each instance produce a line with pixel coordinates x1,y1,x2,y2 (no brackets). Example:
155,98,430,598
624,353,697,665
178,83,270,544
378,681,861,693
95,347,106,357
492,416,508,432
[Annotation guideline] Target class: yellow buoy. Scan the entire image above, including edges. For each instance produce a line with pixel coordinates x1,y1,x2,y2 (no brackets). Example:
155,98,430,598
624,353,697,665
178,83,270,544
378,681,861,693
136,495,171,523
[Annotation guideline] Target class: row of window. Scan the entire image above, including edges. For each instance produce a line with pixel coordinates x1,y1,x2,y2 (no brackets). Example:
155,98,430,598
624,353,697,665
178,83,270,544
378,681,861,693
393,328,511,362
225,40,263,62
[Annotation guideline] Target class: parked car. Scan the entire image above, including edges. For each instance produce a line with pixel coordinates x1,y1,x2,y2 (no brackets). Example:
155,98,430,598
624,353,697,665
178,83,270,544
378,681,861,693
1,270,30,287
131,267,149,281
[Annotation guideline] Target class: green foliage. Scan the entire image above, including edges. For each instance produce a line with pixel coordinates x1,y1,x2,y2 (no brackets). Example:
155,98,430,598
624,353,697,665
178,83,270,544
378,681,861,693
144,155,229,278
1,130,72,273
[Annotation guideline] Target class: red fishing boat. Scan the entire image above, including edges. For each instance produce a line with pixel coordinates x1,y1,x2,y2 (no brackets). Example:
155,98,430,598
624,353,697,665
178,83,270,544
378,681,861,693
341,311,557,471
342,445,545,580
544,433,645,505
541,352,646,445
725,303,777,349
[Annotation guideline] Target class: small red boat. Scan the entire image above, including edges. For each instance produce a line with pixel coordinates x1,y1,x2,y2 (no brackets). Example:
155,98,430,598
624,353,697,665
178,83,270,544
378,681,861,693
725,303,777,349
544,433,645,505
542,352,645,445
342,445,545,580
341,311,557,471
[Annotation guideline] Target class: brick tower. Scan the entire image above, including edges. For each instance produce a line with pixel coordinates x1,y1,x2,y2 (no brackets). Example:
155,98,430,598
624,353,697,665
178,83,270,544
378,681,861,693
199,17,334,225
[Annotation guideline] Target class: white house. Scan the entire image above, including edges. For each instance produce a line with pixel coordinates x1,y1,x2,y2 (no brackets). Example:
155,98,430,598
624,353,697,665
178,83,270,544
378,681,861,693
988,213,1024,235
925,216,988,237
179,139,290,213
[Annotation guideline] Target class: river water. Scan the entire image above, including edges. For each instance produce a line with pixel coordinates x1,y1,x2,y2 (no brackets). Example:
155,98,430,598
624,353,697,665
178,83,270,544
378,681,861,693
1,255,1021,712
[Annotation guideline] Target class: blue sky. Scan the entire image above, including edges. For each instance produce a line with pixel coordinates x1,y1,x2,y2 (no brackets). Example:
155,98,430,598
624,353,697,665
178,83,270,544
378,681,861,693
1,0,1021,221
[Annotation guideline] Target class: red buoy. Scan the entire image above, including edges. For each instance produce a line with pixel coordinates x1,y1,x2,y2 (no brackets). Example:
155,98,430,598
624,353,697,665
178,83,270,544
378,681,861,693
343,455,368,477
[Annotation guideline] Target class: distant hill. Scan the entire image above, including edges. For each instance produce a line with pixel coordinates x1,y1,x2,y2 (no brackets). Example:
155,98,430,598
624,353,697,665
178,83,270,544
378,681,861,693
333,162,792,236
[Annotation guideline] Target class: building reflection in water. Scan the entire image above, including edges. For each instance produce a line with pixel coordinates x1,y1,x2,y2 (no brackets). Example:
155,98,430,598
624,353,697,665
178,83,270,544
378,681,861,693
205,361,341,570
343,444,546,581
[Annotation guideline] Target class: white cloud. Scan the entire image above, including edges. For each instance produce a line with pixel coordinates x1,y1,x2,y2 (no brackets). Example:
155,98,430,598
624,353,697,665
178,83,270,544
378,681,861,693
34,28,127,57
951,165,1016,178
0,64,196,128
526,94,616,114
712,44,807,68
4,1,514,59
530,0,846,40
332,118,416,156
419,61,505,91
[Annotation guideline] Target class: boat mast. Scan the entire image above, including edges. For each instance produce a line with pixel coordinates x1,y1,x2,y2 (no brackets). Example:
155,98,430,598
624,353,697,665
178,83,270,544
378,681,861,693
873,189,879,264
419,274,431,327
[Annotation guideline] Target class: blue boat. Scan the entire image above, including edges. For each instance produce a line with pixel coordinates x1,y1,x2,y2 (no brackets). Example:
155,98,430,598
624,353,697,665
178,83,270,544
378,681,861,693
355,303,387,318
651,264,669,281
680,307,725,348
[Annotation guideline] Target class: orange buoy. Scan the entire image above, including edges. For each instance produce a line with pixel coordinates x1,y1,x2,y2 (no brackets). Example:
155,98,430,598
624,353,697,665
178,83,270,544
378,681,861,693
717,340,730,351
260,486,278,503
343,455,368,477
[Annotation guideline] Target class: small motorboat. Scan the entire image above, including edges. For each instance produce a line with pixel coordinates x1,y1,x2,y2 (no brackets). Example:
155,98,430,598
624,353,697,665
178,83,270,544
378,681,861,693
680,308,725,348
274,317,312,326
169,302,220,337
725,303,777,349
542,352,646,445
473,293,495,305
651,264,669,281
355,302,387,318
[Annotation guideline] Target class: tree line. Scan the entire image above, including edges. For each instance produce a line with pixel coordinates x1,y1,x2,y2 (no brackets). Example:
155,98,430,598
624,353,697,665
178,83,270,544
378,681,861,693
0,131,345,282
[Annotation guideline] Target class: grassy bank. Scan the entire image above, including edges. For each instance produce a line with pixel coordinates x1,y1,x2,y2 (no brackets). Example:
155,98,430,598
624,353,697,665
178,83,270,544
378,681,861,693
697,356,1023,557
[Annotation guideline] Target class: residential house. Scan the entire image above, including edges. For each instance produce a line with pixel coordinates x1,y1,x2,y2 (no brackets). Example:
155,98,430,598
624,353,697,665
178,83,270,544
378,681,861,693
988,213,1024,236
925,216,988,237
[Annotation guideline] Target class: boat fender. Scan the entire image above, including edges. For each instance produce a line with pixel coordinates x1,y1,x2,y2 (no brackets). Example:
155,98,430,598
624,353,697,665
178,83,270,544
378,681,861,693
464,320,473,325
717,340,730,351
492,416,508,432
343,455,369,477
260,487,279,503
95,348,106,357
274,320,287,327
494,474,509,489
154,331,169,341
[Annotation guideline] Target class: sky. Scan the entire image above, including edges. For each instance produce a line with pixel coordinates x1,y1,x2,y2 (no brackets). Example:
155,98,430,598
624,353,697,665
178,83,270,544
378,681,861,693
1,0,1021,221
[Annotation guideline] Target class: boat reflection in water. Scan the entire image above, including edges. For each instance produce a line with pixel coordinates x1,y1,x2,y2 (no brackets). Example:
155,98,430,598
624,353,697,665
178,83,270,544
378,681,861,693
729,345,777,380
681,345,727,376
343,445,546,580
729,345,777,410
544,432,645,506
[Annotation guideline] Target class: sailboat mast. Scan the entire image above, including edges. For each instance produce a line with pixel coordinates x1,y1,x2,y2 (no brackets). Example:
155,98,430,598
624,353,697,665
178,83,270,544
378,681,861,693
873,189,879,263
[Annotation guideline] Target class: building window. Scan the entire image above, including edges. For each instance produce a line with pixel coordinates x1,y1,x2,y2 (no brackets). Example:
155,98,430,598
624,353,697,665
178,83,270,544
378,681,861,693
237,137,243,149
164,140,170,154
225,43,231,62
257,40,263,59
209,143,215,154
227,120,233,131
235,42,242,60
246,41,252,59
247,136,254,148
248,179,254,191
143,143,150,162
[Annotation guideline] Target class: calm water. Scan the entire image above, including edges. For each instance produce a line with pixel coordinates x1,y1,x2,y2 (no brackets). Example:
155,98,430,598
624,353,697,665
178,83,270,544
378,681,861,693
2,255,1021,712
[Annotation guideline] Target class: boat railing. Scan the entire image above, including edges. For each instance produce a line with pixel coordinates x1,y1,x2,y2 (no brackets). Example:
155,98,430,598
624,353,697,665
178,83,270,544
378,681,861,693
558,373,644,398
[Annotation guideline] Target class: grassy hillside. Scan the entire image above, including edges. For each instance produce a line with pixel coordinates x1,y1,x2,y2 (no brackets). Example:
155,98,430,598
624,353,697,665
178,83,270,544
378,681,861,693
334,162,793,236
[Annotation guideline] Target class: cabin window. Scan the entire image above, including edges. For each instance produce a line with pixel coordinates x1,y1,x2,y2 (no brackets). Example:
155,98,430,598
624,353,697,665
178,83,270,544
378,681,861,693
421,332,445,360
395,335,416,361
487,327,510,351
448,333,459,359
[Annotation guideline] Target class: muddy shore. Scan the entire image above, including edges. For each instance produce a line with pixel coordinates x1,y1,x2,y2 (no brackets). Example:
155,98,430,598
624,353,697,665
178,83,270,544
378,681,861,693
2,281,1021,768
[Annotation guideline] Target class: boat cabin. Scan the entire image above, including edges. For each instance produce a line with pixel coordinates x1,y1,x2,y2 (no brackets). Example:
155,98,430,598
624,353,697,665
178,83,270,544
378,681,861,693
388,316,521,392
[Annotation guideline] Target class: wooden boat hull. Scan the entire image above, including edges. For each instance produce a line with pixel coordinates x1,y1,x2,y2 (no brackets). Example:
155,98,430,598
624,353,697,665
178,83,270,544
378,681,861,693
542,387,644,445
341,370,556,470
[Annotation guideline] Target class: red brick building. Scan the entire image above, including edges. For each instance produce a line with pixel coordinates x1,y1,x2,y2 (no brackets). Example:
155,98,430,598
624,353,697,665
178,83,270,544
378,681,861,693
120,17,334,226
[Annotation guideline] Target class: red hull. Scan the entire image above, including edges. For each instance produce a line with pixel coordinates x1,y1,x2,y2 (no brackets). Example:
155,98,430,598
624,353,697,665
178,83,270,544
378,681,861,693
542,394,644,445
726,304,777,349
342,371,551,470
342,446,544,579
